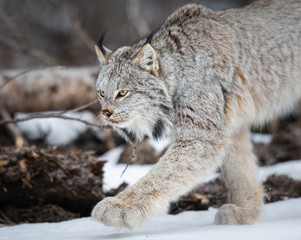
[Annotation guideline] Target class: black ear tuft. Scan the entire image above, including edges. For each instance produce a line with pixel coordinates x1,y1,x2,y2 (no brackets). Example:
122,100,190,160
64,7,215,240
144,25,161,45
97,30,108,55
145,31,155,45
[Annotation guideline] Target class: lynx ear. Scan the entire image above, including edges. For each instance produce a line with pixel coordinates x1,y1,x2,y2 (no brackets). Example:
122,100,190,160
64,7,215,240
95,45,112,64
132,43,159,75
95,31,112,64
95,45,107,64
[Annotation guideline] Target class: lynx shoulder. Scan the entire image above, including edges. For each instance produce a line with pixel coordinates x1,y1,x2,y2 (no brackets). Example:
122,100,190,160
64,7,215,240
92,0,301,229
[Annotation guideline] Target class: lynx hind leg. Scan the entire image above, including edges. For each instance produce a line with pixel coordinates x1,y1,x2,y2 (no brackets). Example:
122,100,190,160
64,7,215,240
215,130,263,225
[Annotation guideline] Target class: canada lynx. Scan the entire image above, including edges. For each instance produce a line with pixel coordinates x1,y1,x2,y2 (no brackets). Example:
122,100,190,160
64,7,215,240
92,0,301,229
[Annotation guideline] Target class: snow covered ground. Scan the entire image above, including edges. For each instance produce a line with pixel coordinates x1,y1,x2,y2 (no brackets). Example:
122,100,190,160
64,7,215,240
2,116,300,240
1,148,301,240
1,198,301,240
99,143,301,190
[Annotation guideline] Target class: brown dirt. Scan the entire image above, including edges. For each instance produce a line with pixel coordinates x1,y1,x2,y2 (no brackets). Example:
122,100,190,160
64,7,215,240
169,174,301,214
254,118,301,166
0,146,105,225
118,139,163,165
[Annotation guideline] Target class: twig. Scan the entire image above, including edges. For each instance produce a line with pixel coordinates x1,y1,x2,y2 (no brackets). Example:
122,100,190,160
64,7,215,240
120,143,136,177
0,209,14,226
0,108,26,148
59,99,98,115
73,20,95,52
0,86,107,129
0,8,25,39
0,112,110,129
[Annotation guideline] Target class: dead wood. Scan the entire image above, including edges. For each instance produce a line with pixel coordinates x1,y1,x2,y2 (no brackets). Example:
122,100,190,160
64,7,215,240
0,108,26,148
169,175,301,215
0,67,100,114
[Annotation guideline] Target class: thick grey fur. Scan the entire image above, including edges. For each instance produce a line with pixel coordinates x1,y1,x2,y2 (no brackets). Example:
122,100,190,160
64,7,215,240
92,0,301,230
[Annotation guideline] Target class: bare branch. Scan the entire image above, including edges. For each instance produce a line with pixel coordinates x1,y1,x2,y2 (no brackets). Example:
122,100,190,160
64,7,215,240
0,93,108,129
0,95,107,128
59,99,99,115
0,209,14,226
0,8,25,39
121,143,136,177
0,112,110,129
0,108,26,148
73,20,95,53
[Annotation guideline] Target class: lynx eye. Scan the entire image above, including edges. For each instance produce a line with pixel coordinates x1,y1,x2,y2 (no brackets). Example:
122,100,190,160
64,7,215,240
98,89,105,97
117,90,128,98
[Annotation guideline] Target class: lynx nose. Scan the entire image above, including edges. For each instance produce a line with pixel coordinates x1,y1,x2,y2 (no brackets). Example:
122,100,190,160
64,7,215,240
102,108,114,118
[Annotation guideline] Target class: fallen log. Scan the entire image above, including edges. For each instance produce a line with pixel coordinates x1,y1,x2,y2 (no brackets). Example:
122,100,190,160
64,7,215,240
0,67,100,114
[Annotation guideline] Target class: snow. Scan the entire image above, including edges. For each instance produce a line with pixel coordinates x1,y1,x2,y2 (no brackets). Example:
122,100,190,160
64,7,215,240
258,160,301,182
4,117,301,239
100,143,221,190
15,111,104,145
1,198,301,240
2,145,297,240
99,145,301,190
251,133,272,144
100,146,153,189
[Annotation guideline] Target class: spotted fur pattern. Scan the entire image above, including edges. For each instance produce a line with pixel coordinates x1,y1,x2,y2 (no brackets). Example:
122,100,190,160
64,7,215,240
92,0,301,229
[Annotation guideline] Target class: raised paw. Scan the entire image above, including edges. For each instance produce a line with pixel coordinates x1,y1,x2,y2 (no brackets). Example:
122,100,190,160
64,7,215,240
214,203,261,225
91,196,147,230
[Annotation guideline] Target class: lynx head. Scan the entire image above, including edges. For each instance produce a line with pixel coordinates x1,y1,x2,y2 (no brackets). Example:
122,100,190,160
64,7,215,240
95,33,174,143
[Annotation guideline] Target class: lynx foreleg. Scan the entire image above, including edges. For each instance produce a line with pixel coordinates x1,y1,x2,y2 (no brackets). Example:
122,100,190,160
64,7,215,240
92,140,224,229
215,129,263,224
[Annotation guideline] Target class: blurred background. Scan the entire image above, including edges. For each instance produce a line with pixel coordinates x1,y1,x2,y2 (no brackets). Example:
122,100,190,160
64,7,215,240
0,0,253,69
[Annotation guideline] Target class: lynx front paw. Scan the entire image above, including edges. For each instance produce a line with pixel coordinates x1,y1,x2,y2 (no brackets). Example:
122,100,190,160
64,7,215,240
91,197,147,230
